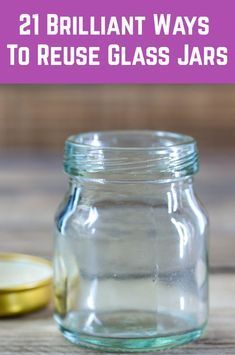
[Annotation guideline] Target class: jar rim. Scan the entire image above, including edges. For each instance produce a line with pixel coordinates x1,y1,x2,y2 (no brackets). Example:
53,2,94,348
66,130,195,152
64,130,199,181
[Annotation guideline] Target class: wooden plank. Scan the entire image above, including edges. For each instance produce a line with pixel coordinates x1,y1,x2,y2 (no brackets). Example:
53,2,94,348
0,274,234,354
0,86,235,149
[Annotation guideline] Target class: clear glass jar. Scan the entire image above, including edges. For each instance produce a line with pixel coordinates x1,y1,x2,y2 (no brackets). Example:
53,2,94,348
53,131,208,352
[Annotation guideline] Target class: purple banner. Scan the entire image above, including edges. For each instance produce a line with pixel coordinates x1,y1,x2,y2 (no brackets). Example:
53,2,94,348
0,0,234,83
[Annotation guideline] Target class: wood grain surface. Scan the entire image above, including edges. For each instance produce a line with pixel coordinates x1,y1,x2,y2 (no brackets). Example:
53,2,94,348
0,85,235,151
0,152,234,354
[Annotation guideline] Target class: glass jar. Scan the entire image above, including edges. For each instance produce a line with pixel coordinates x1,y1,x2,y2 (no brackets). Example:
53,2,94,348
53,131,208,352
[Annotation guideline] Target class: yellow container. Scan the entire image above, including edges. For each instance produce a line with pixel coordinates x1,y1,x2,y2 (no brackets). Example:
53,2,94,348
0,253,52,317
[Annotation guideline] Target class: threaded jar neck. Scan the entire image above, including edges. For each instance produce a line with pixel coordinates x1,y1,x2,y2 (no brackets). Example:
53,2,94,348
64,131,199,182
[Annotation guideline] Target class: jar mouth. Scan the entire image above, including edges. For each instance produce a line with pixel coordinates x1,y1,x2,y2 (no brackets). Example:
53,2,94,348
64,130,199,181
67,130,195,151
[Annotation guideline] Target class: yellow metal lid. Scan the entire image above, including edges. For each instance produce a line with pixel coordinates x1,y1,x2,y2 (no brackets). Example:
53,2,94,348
0,253,52,317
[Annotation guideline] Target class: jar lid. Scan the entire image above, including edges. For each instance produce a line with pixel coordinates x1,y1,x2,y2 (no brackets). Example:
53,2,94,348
0,253,52,317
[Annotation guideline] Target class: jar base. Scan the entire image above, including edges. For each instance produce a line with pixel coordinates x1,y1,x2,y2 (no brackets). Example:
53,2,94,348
59,326,204,352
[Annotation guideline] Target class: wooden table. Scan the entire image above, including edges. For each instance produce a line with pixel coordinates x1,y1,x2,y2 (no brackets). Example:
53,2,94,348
0,152,234,354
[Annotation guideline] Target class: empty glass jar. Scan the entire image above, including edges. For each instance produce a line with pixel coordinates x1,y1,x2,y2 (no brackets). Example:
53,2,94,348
53,131,208,352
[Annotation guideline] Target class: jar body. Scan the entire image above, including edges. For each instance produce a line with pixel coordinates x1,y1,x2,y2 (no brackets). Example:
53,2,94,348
54,177,208,352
